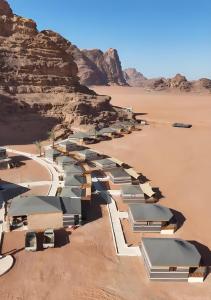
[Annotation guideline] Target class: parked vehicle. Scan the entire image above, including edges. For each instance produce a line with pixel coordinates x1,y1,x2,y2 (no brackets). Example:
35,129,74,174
25,231,37,251
43,229,55,249
172,123,192,128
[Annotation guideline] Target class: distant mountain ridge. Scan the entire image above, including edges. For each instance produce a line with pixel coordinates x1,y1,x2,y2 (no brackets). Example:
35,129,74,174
0,0,210,96
123,68,211,93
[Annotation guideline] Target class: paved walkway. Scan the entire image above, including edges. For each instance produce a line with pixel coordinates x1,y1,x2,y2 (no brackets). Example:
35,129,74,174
93,179,141,256
0,255,14,276
118,211,129,219
6,148,60,196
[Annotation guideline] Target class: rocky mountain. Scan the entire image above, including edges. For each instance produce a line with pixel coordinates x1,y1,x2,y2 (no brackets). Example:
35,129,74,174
123,68,147,87
124,68,211,93
0,0,129,144
40,29,127,86
81,48,127,86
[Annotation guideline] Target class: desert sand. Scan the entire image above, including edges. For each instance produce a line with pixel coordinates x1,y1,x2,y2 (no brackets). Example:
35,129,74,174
92,87,211,248
1,87,211,299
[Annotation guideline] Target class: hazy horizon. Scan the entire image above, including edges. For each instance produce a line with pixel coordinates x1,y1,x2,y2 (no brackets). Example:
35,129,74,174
8,0,211,80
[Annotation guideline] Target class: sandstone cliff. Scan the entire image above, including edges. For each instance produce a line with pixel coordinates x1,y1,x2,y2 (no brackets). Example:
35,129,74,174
0,0,126,143
41,29,127,86
0,0,88,95
81,48,127,86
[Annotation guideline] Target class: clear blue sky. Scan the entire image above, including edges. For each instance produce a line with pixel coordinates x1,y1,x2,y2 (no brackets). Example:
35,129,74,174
8,0,211,79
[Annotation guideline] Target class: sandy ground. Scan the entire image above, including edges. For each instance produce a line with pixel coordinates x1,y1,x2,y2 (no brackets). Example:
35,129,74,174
1,87,211,299
0,152,51,197
1,152,50,183
0,198,143,300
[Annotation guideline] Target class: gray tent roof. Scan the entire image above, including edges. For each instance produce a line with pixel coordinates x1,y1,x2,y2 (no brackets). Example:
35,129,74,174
64,175,86,187
121,185,144,196
122,120,137,125
69,132,90,139
87,129,100,136
129,203,173,221
109,167,131,179
77,149,98,157
61,197,81,215
45,148,60,156
59,140,76,146
59,141,78,147
60,187,85,198
77,149,95,155
98,127,116,134
64,164,84,174
94,158,116,167
8,196,62,217
57,156,77,164
110,123,126,130
142,238,201,267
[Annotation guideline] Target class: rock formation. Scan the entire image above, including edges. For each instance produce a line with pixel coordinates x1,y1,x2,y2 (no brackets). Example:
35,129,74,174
40,30,127,86
81,48,127,86
0,3,89,95
123,68,147,87
0,0,129,143
124,67,211,93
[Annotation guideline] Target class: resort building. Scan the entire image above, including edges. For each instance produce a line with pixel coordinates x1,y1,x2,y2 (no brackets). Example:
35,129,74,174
7,196,63,231
98,127,117,138
61,197,82,226
141,238,205,282
128,203,176,233
0,147,11,169
110,123,130,133
44,148,60,162
120,121,136,131
123,120,142,131
56,155,77,169
93,158,117,170
107,167,132,184
57,141,80,153
75,149,100,161
121,185,145,203
86,129,100,139
68,132,90,144
7,195,83,229
0,147,7,160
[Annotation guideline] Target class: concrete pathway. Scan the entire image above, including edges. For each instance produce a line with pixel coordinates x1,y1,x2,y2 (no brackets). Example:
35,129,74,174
93,179,141,256
0,255,14,276
6,148,60,196
118,211,129,219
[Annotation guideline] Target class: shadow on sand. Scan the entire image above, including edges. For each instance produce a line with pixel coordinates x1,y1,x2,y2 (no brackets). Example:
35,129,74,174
170,208,186,231
189,241,211,279
0,94,58,146
82,194,107,224
152,187,164,201
0,180,29,206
